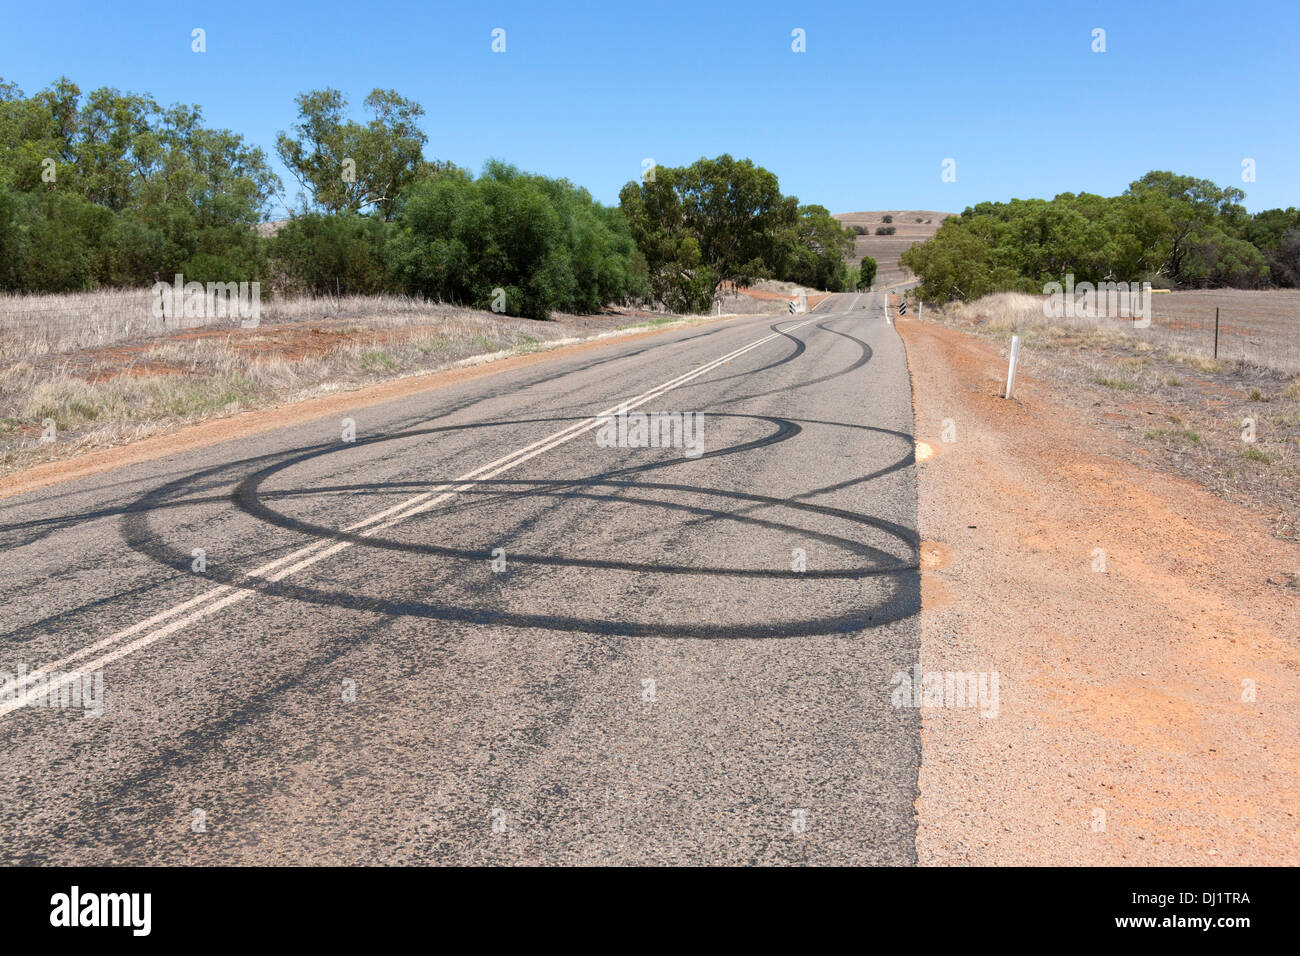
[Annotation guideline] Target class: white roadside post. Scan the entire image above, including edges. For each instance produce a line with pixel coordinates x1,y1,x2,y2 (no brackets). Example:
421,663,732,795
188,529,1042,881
1005,334,1022,399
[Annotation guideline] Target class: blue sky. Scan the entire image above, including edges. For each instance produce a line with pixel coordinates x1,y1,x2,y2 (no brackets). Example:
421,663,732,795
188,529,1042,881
2,0,1296,216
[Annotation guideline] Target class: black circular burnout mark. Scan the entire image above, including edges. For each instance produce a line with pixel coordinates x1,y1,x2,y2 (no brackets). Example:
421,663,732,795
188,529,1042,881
225,412,914,575
232,478,915,579
122,415,920,638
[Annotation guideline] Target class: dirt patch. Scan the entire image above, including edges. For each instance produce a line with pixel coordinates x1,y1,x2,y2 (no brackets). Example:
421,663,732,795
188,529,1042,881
899,315,1300,865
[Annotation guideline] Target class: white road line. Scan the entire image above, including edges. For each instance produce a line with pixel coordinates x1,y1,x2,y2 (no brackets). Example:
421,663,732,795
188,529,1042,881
0,315,819,718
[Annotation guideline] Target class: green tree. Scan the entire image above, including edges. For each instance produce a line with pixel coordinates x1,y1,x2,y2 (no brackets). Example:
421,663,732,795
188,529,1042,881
1242,208,1300,286
1,190,114,292
1266,229,1300,287
619,155,798,311
0,78,278,223
1182,235,1268,289
779,204,855,291
1125,171,1246,285
0,76,279,290
900,171,1281,302
391,161,643,319
901,218,1026,302
0,77,80,193
858,256,877,290
276,88,429,219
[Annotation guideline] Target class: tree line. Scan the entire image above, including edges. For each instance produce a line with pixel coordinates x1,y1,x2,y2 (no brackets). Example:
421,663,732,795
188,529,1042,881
901,171,1300,303
0,78,862,319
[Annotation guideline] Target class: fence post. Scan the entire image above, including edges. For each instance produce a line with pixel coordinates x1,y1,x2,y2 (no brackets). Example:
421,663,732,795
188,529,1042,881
1005,335,1021,399
1214,307,1220,359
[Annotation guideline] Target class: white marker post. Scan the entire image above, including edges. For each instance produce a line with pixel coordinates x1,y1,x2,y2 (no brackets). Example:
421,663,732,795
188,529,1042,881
1005,334,1021,399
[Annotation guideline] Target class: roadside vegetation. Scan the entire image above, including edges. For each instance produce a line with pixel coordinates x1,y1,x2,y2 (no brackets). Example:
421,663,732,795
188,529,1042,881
902,172,1300,302
0,77,859,476
617,154,855,313
0,78,856,322
0,304,712,477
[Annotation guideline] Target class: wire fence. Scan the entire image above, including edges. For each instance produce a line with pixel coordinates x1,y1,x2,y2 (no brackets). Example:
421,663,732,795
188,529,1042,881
932,289,1300,375
1144,291,1300,372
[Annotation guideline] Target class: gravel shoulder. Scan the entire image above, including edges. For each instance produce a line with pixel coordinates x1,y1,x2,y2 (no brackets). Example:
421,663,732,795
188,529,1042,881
899,315,1300,865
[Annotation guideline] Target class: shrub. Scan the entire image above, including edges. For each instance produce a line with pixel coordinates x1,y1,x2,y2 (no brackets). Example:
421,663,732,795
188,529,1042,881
99,216,166,286
7,191,114,292
271,213,391,296
391,161,644,319
177,253,250,285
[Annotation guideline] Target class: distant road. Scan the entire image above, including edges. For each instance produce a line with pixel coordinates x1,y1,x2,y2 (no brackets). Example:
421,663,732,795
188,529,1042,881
0,292,921,865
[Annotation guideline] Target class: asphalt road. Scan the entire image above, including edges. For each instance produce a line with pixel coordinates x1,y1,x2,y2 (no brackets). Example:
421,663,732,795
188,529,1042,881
0,291,921,865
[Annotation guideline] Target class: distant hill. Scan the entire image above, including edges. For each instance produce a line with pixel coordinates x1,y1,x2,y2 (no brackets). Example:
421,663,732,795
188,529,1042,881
833,210,952,287
256,219,290,238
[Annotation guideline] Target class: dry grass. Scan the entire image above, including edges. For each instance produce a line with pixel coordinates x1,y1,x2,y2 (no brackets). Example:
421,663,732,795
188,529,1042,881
0,289,571,360
2,319,530,442
929,291,1300,537
0,295,726,477
1151,289,1300,371
1,289,161,358
714,291,792,315
1089,372,1140,391
1170,352,1227,374
935,289,1299,373
944,292,1046,331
